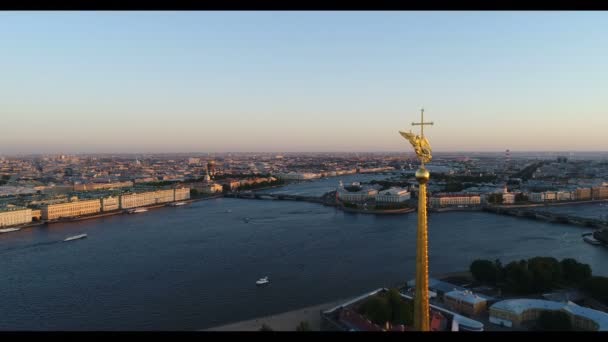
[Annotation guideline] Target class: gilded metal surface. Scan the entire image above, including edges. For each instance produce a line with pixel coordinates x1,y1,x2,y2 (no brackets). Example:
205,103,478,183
399,108,434,331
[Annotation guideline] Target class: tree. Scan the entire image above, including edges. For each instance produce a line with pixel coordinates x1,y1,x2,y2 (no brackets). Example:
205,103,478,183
296,321,311,331
583,276,608,304
527,257,562,292
515,193,528,203
560,258,592,286
259,324,273,331
536,311,572,331
470,259,498,284
504,260,534,294
358,296,391,326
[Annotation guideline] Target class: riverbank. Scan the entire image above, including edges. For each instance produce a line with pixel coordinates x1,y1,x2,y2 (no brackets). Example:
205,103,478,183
2,194,224,233
204,271,471,331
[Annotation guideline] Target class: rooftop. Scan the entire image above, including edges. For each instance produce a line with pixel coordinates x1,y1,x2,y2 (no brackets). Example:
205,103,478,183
490,299,608,330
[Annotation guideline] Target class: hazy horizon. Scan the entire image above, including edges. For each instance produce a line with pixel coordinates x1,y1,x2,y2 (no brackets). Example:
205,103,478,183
2,12,607,154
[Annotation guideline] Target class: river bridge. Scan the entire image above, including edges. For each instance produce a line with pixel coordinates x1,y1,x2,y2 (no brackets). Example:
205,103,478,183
224,192,332,205
483,206,608,229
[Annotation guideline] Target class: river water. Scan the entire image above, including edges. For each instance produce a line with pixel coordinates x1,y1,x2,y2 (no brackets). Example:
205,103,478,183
0,175,606,330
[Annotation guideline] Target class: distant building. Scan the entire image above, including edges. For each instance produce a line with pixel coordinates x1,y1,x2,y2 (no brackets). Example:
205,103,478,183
0,207,32,227
575,188,592,201
375,187,411,204
42,198,101,220
592,186,608,200
429,193,481,208
73,181,133,191
337,188,378,203
101,196,120,212
188,158,200,165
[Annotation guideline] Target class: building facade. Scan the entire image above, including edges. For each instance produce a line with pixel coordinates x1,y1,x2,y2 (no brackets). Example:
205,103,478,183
489,299,608,331
443,290,487,317
375,187,411,203
119,189,176,209
0,208,32,227
73,181,133,191
42,199,101,220
101,196,120,212
429,194,481,208
174,188,191,201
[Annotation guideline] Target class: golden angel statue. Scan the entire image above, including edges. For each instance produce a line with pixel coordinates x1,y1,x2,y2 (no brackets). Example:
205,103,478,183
399,130,432,164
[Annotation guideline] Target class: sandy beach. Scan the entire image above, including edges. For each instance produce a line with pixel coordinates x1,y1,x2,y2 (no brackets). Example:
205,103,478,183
204,299,349,331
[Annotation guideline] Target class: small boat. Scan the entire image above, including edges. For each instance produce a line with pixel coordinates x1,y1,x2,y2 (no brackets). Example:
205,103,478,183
64,233,87,242
0,227,21,233
127,208,148,214
225,209,232,213
584,235,602,245
256,277,269,286
167,202,187,207
243,218,250,223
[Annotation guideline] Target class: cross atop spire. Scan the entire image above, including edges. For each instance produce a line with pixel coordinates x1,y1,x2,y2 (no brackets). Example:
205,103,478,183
411,108,433,138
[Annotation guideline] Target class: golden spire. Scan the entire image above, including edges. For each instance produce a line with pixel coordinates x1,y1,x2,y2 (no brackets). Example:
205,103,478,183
399,107,434,331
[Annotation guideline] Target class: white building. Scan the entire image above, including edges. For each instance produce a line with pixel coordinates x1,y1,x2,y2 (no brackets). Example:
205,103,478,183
528,192,545,203
375,187,411,203
337,188,378,203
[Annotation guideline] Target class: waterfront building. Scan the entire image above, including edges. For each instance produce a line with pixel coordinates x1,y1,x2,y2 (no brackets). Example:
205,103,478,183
489,299,608,331
337,188,378,203
575,188,592,201
375,187,411,203
0,207,32,227
556,191,572,201
101,196,120,212
119,189,175,209
544,191,557,201
444,290,488,317
502,193,515,204
429,193,481,208
591,186,608,200
31,209,41,221
174,188,191,201
73,181,133,191
528,192,545,203
41,198,101,220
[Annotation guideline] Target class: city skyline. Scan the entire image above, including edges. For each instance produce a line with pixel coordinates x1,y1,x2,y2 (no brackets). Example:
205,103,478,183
2,11,608,153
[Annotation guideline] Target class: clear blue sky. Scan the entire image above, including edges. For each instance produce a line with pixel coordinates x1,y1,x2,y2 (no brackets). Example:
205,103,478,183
1,11,607,154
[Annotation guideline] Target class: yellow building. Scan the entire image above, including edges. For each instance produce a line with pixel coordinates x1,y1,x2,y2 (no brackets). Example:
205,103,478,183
592,186,608,200
101,196,120,212
42,199,101,220
575,188,592,201
174,188,191,201
0,208,32,227
119,189,176,209
74,181,134,191
31,209,42,221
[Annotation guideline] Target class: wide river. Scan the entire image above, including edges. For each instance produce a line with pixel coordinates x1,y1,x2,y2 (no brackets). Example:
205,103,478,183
0,174,606,330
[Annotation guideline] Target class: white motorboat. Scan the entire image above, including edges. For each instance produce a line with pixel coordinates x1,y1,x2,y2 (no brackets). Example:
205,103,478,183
0,227,21,233
584,235,602,245
64,233,87,242
167,202,187,207
256,277,269,286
